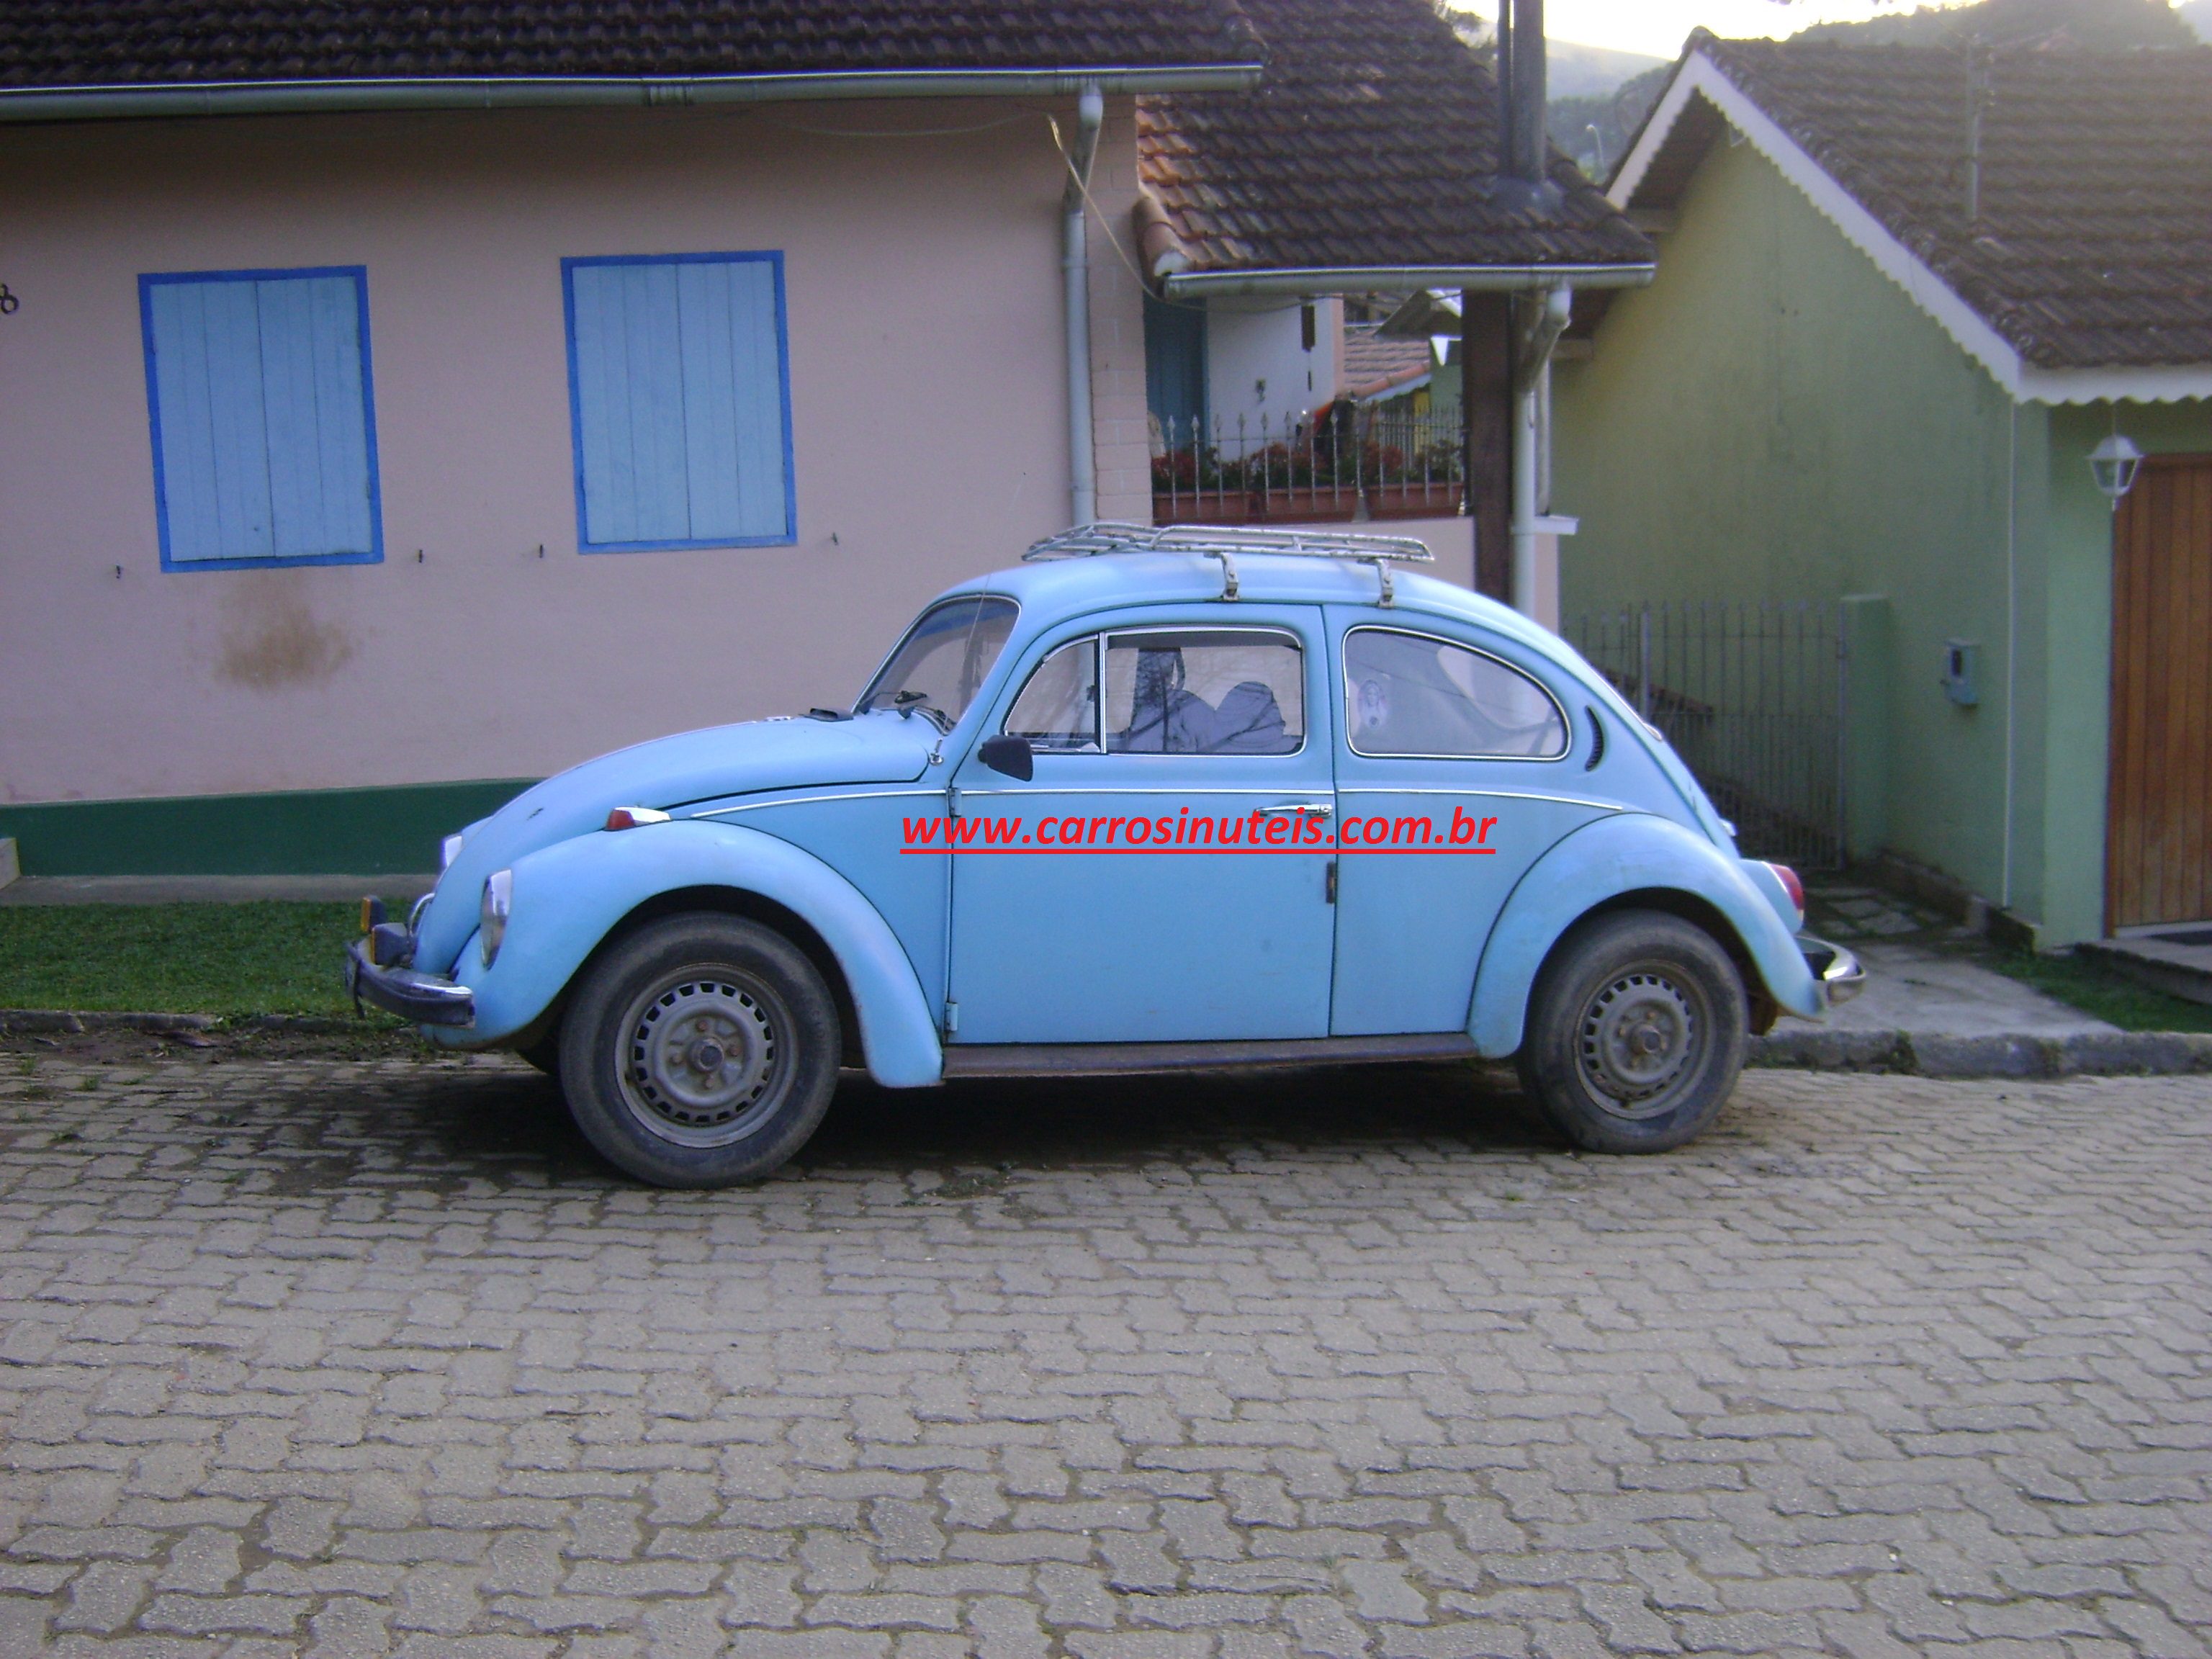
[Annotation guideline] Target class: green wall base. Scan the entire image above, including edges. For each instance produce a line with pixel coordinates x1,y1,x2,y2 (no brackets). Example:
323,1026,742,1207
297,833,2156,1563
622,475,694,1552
0,780,538,877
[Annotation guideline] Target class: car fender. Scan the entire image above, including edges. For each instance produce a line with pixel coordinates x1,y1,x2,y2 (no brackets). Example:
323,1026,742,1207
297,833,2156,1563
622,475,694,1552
439,819,944,1088
1469,812,1819,1058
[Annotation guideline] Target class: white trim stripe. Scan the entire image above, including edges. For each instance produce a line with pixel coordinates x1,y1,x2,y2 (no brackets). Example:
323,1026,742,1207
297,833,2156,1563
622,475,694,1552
1610,51,2212,406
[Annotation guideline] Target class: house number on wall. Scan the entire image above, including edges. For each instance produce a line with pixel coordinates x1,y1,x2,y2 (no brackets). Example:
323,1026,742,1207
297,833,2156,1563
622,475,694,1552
0,284,17,314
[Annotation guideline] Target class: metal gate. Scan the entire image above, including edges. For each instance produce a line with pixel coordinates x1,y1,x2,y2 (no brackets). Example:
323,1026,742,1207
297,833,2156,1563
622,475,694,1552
1566,601,1846,869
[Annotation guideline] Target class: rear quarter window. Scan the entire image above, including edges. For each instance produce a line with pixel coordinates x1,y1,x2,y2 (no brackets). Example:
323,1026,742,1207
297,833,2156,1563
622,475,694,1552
1344,627,1568,759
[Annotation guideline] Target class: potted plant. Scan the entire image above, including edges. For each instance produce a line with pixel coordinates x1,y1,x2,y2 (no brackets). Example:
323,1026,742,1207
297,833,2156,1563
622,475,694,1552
1152,446,1252,524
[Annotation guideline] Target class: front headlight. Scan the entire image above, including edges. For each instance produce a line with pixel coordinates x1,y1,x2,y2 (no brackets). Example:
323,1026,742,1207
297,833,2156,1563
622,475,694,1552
441,832,467,871
480,869,513,966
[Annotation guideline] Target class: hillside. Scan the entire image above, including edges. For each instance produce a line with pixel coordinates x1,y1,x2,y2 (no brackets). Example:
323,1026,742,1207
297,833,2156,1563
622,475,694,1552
1551,0,2204,176
1550,65,1671,175
1792,0,2197,46
1546,37,1668,98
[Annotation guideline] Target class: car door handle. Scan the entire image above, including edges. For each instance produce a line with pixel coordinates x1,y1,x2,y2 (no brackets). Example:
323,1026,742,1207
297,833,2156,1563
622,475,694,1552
1257,802,1333,818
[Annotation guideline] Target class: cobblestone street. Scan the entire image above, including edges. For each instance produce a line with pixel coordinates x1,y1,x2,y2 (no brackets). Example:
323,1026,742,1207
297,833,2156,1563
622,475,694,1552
0,1054,2206,1658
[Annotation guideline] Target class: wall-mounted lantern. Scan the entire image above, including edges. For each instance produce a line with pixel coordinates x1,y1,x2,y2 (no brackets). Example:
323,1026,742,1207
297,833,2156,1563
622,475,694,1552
2089,432,2144,508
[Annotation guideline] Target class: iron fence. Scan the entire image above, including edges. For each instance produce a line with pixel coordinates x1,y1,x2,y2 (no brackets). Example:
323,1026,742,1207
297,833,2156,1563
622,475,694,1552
1567,601,1846,870
1151,405,1464,524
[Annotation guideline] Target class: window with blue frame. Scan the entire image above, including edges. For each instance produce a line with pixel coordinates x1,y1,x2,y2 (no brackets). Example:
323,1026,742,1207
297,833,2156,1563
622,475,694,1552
562,252,795,552
139,267,382,571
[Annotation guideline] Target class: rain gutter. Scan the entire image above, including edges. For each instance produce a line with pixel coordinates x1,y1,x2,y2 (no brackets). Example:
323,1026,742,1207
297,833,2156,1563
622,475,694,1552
1511,284,1575,618
1161,264,1653,299
0,64,1263,124
1062,84,1105,526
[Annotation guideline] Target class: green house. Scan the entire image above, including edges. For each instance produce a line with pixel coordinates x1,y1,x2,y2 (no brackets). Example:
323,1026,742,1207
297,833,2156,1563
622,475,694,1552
1554,33,2212,948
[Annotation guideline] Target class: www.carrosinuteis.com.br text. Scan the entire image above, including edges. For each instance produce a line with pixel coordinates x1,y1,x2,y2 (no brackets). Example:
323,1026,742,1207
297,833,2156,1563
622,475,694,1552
899,807,1501,854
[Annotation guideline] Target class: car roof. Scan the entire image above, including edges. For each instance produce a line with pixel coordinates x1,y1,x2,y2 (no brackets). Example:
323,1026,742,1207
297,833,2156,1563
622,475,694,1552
921,548,1732,850
937,551,1596,680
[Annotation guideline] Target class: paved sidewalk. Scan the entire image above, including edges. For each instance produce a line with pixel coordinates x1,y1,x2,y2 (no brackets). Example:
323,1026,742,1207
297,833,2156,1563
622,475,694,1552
1,1057,2208,1657
1789,881,2116,1038
1784,939,2116,1039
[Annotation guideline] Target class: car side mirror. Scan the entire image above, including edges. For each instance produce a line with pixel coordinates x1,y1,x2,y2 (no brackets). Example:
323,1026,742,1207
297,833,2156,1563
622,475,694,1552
978,734,1035,781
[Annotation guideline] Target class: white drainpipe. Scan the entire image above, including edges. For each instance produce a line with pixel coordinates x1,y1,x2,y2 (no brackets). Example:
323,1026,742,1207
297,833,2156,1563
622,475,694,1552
1063,84,1105,526
1512,283,1573,616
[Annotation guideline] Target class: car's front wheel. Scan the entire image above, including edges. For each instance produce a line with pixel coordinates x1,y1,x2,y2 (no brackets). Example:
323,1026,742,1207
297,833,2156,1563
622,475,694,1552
1516,909,1748,1154
557,914,840,1187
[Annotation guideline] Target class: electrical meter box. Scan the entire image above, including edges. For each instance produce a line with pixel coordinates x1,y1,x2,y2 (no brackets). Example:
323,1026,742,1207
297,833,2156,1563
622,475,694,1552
1941,639,1980,706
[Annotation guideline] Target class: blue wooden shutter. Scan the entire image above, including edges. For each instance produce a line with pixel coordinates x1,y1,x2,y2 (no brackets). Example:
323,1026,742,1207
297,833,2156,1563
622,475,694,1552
143,269,379,568
566,254,793,550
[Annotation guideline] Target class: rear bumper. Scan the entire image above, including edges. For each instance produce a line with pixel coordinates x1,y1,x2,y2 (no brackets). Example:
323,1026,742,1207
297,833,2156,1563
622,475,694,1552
345,938,475,1028
1799,935,1865,1009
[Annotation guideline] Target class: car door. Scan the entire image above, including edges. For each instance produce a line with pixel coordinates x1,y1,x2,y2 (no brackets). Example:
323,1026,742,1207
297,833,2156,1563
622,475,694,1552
1326,610,1616,1035
945,606,1337,1044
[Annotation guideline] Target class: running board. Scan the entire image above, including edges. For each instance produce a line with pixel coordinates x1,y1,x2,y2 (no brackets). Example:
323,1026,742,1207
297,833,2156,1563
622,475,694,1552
940,1033,1480,1079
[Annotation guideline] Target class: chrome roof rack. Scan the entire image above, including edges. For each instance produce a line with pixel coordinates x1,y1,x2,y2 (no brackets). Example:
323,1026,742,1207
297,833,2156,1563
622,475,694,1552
1022,521,1434,606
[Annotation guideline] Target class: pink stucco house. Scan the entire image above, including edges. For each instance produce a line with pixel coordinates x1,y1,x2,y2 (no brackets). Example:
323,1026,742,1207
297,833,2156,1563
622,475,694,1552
0,0,1647,874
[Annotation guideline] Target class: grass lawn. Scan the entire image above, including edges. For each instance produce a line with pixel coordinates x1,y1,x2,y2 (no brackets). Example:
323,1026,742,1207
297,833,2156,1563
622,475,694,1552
0,902,389,1018
7,898,2211,1040
1988,948,2212,1034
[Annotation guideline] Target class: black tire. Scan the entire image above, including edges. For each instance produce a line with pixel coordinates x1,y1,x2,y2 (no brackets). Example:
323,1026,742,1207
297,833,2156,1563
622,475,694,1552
557,914,840,1187
1515,909,1748,1154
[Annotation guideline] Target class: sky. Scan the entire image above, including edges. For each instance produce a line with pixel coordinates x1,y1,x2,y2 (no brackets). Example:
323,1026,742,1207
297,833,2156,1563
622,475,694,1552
1462,1,1959,61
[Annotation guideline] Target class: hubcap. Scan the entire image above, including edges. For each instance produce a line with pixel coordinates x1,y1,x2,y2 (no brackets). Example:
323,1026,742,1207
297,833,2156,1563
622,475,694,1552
1577,970,1698,1120
617,971,783,1148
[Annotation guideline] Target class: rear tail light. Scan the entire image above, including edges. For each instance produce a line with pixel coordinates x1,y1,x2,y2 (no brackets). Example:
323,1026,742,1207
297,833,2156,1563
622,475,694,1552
606,806,673,832
1768,862,1805,926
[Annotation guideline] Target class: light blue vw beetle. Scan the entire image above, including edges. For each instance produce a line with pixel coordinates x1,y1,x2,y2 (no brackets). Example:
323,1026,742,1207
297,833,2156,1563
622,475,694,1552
348,524,1862,1187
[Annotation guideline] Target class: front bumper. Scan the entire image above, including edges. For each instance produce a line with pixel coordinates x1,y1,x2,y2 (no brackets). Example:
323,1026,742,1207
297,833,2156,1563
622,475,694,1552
345,938,475,1028
1798,935,1866,1009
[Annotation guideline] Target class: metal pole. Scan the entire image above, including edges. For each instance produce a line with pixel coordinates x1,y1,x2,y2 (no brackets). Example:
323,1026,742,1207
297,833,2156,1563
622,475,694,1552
1835,601,1849,868
1637,604,1651,721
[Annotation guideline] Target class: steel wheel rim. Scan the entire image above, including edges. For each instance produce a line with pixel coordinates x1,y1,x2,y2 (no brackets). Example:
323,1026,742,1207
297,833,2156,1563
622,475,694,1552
616,968,787,1148
1576,967,1700,1120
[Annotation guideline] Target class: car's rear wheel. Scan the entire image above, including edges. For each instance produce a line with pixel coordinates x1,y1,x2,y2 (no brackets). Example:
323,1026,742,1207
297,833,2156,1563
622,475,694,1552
1515,909,1748,1154
557,914,840,1187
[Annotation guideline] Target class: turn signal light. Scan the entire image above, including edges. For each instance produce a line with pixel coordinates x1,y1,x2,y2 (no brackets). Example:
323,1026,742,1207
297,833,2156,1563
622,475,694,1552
1768,862,1805,926
605,806,673,832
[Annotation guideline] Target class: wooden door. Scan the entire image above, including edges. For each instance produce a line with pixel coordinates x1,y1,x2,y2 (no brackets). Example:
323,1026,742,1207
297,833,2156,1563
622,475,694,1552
2108,454,2212,930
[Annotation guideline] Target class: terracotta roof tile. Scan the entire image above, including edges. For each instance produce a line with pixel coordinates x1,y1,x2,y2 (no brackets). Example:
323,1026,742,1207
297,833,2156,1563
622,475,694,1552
1138,0,1651,275
1341,322,1433,397
1664,36,2212,369
0,0,1262,86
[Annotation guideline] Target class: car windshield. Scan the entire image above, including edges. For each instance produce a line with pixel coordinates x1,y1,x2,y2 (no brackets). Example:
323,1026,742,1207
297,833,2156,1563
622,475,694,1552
858,596,1019,731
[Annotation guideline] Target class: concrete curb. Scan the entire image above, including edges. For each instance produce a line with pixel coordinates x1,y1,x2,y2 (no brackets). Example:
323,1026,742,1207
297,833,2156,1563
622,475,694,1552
4,1011,2210,1078
1750,1027,2212,1078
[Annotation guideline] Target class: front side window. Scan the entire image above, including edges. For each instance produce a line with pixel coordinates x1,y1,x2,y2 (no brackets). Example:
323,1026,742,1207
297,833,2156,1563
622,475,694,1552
1344,627,1568,758
140,266,381,570
859,597,1019,731
1105,629,1304,755
564,251,793,551
1004,637,1102,751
